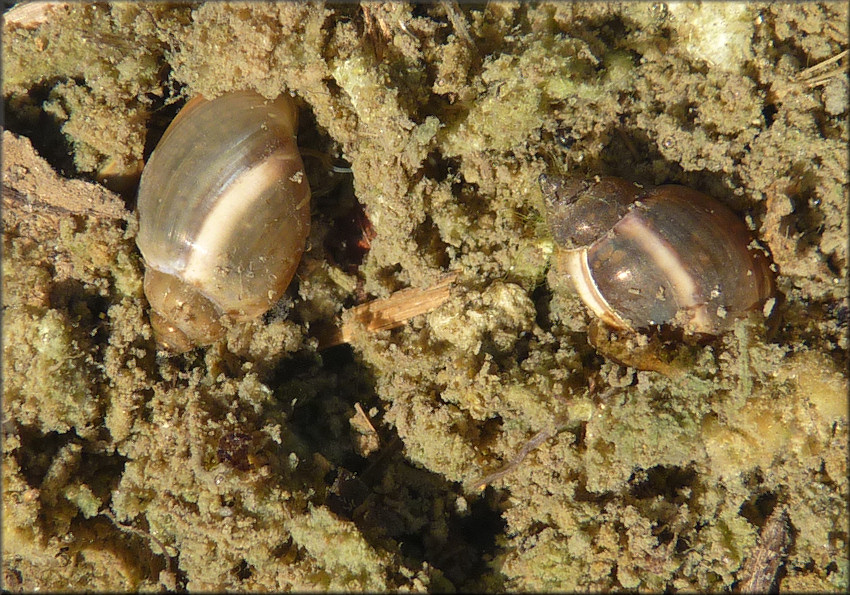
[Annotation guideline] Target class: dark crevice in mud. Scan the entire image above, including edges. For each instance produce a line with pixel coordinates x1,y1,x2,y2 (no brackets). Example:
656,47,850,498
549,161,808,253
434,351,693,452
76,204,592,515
282,344,507,589
13,428,73,488
3,79,78,176
322,188,374,280
48,277,112,348
762,102,778,128
138,93,184,163
327,449,508,590
413,214,451,270
531,282,554,332
419,148,454,183
629,465,698,502
739,490,781,528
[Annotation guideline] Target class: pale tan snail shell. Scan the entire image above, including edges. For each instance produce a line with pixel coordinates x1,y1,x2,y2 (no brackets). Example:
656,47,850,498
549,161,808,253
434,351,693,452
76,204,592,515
135,91,310,352
540,174,775,335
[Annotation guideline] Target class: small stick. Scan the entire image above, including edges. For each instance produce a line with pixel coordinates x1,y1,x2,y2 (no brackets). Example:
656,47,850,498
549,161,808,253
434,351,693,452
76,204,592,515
797,50,848,88
3,1,70,29
797,50,848,80
771,50,848,101
736,506,791,593
353,402,377,436
441,1,474,47
469,426,558,491
469,386,619,491
317,272,459,349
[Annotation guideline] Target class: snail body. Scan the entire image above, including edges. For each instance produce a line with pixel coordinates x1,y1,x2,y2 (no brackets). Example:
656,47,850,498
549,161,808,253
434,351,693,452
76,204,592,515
540,174,774,335
136,91,310,351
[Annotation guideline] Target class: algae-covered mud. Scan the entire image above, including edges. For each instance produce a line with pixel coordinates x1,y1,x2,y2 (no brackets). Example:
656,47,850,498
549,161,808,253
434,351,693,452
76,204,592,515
2,2,847,591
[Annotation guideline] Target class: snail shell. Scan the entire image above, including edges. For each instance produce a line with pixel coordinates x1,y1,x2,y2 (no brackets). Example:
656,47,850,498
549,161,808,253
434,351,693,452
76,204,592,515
540,174,775,335
136,91,310,352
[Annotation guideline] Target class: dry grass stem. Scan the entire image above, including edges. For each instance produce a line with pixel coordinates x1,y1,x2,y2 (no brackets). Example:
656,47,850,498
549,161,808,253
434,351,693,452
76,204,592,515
797,49,848,88
318,272,459,349
353,402,378,436
3,1,70,29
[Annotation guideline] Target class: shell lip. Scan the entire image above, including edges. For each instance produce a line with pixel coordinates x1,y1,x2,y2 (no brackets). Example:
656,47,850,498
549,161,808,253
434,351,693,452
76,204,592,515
560,247,734,336
561,248,632,330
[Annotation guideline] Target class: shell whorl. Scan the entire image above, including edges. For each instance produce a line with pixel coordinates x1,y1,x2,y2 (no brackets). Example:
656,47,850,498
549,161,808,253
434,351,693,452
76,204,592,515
136,91,311,351
542,175,775,334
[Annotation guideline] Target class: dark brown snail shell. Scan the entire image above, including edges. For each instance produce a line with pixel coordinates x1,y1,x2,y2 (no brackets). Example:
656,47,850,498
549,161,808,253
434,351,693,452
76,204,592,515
135,91,310,352
540,174,775,335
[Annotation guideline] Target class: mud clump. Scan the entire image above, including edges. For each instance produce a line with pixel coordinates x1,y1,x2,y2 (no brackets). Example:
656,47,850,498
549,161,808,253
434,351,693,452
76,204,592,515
3,3,847,591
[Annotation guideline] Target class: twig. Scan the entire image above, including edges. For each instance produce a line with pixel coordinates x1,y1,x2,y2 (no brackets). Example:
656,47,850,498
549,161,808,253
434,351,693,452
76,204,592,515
440,1,473,47
2,1,70,29
797,49,848,88
353,402,378,436
317,272,459,349
2,186,126,221
2,131,129,223
736,506,791,593
469,426,558,491
468,386,619,491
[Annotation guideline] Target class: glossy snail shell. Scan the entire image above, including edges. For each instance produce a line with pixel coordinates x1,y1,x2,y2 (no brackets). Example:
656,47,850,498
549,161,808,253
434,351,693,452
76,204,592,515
136,91,310,352
540,174,775,335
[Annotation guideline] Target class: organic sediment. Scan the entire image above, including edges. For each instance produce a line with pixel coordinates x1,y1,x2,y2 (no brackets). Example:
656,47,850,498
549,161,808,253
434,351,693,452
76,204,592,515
2,2,847,591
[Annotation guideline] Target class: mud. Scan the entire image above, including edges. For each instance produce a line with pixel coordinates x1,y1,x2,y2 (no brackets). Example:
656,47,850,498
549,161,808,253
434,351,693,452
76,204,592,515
2,2,847,591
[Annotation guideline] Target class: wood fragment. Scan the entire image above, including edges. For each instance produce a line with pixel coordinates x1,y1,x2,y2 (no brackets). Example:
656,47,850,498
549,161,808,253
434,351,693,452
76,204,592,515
736,506,791,593
795,49,848,90
350,402,380,457
441,1,473,47
2,131,129,224
796,50,848,87
771,50,848,101
469,426,557,492
469,386,619,491
317,272,459,349
2,1,70,29
353,402,377,436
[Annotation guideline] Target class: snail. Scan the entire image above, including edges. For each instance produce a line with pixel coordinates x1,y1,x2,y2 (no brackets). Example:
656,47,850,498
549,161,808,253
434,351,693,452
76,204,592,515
539,174,775,335
135,91,310,352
